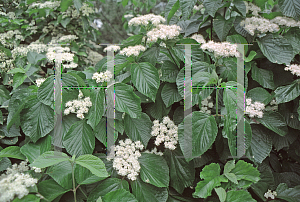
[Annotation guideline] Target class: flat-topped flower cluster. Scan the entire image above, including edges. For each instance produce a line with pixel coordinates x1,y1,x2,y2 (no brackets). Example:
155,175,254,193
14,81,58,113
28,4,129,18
92,70,113,83
64,90,92,119
200,96,214,115
284,64,300,77
201,41,240,58
151,116,178,150
246,98,265,118
0,160,39,202
107,139,144,181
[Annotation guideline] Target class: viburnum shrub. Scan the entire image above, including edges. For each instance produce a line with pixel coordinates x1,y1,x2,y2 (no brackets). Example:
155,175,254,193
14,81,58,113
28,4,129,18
1,0,300,201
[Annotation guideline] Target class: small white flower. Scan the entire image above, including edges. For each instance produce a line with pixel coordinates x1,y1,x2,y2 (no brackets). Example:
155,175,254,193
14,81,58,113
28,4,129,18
36,78,46,87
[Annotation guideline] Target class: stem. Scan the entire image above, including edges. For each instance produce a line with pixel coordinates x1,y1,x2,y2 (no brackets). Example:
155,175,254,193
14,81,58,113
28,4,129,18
216,88,219,116
78,186,88,199
71,162,77,202
26,74,37,86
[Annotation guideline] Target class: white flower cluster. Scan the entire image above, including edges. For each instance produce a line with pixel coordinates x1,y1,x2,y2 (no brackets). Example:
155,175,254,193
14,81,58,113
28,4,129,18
245,2,261,16
0,160,39,202
193,5,204,11
103,45,121,52
63,5,80,19
151,116,178,150
245,98,265,118
264,189,277,200
240,17,280,36
92,70,113,83
28,1,60,9
0,30,24,48
144,147,164,156
46,46,75,64
284,63,300,77
146,24,181,43
80,3,94,16
120,45,146,57
107,139,144,181
124,14,134,18
265,98,278,111
128,13,166,26
190,34,206,44
64,90,92,119
200,96,213,115
58,35,78,43
36,78,46,87
270,16,300,28
200,41,240,58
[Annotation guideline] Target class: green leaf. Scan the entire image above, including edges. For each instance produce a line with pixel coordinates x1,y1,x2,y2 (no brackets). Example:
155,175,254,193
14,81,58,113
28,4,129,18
12,194,40,202
276,183,300,202
224,160,235,173
213,15,235,41
257,34,294,65
230,160,260,183
75,163,107,185
250,125,272,164
27,51,46,65
29,151,70,168
256,111,288,136
224,173,238,184
13,73,27,90
102,189,137,202
146,83,172,120
275,79,300,104
251,64,275,90
37,74,78,107
131,62,160,102
109,83,142,119
0,146,26,160
160,61,179,83
131,176,168,202
46,161,73,189
139,153,169,187
139,44,160,66
285,28,300,56
0,157,11,172
247,87,272,105
193,163,228,198
203,0,225,17
61,17,71,28
161,83,182,108
122,35,144,47
73,0,82,11
20,135,51,163
178,111,218,158
87,178,129,202
20,98,54,143
7,68,26,74
87,89,105,130
164,148,195,194
165,0,180,24
245,51,257,62
0,85,10,106
75,154,109,178
214,187,226,202
37,179,69,201
63,120,95,157
179,0,197,20
60,0,73,12
225,190,256,202
233,0,247,16
278,0,300,20
124,112,152,147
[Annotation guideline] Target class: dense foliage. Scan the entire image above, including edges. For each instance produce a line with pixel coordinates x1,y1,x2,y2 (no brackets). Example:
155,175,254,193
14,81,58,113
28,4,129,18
1,0,300,201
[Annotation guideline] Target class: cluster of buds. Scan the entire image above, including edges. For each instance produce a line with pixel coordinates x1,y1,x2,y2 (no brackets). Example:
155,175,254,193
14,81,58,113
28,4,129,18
104,45,121,52
128,13,166,26
245,98,265,118
146,24,181,43
240,17,280,36
200,96,213,115
64,90,92,119
107,139,144,181
151,116,178,150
